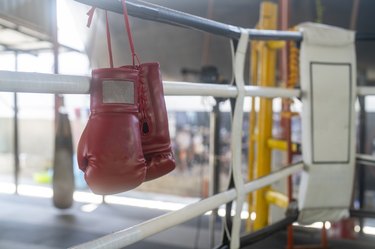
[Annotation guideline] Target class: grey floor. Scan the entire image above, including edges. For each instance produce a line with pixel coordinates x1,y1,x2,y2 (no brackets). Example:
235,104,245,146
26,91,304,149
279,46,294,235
245,228,375,249
0,193,221,249
0,193,375,249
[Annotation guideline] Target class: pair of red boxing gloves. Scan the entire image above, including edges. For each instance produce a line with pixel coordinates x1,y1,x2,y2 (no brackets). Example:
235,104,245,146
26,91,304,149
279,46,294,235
77,63,175,195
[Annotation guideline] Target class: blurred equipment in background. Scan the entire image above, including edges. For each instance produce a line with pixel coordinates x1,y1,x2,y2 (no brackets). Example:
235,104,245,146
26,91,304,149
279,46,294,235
52,108,75,209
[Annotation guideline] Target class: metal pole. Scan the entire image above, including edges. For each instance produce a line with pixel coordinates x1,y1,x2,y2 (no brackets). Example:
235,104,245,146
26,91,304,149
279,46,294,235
358,74,367,234
75,0,303,41
51,0,62,117
208,102,222,248
52,0,59,75
208,105,216,249
350,0,361,30
13,51,19,195
74,0,375,42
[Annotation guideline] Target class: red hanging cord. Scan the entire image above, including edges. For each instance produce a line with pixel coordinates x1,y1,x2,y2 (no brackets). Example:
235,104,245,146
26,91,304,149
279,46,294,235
86,7,96,27
87,1,140,67
86,7,114,68
105,11,114,68
121,0,140,66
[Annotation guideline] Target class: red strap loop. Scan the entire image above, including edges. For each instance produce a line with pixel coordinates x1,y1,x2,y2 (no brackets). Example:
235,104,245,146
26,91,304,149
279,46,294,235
105,11,114,68
121,0,140,66
86,7,96,28
86,1,140,67
86,7,114,68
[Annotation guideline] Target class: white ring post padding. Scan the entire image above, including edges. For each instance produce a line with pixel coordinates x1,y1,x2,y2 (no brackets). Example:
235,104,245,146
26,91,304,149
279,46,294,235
0,70,91,94
230,28,249,249
69,163,303,249
297,22,356,223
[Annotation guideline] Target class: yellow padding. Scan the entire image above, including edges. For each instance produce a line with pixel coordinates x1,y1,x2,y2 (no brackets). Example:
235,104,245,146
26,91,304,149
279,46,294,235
265,190,289,209
267,139,298,152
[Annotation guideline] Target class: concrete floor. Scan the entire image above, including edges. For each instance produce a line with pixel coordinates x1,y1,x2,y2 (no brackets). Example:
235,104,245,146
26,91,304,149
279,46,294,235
0,193,221,249
245,228,375,249
0,193,375,249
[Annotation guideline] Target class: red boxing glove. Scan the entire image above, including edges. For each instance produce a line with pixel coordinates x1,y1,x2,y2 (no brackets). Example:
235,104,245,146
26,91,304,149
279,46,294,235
77,67,147,194
138,63,175,181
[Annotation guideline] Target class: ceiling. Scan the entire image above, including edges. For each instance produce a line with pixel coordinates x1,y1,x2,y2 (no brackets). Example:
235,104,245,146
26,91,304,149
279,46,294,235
0,0,78,54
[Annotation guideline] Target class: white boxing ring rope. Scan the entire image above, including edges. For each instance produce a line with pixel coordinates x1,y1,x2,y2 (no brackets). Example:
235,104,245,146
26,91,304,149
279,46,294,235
229,29,248,249
0,71,91,94
2,70,375,97
357,86,375,96
68,163,304,249
356,154,375,167
0,70,302,98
